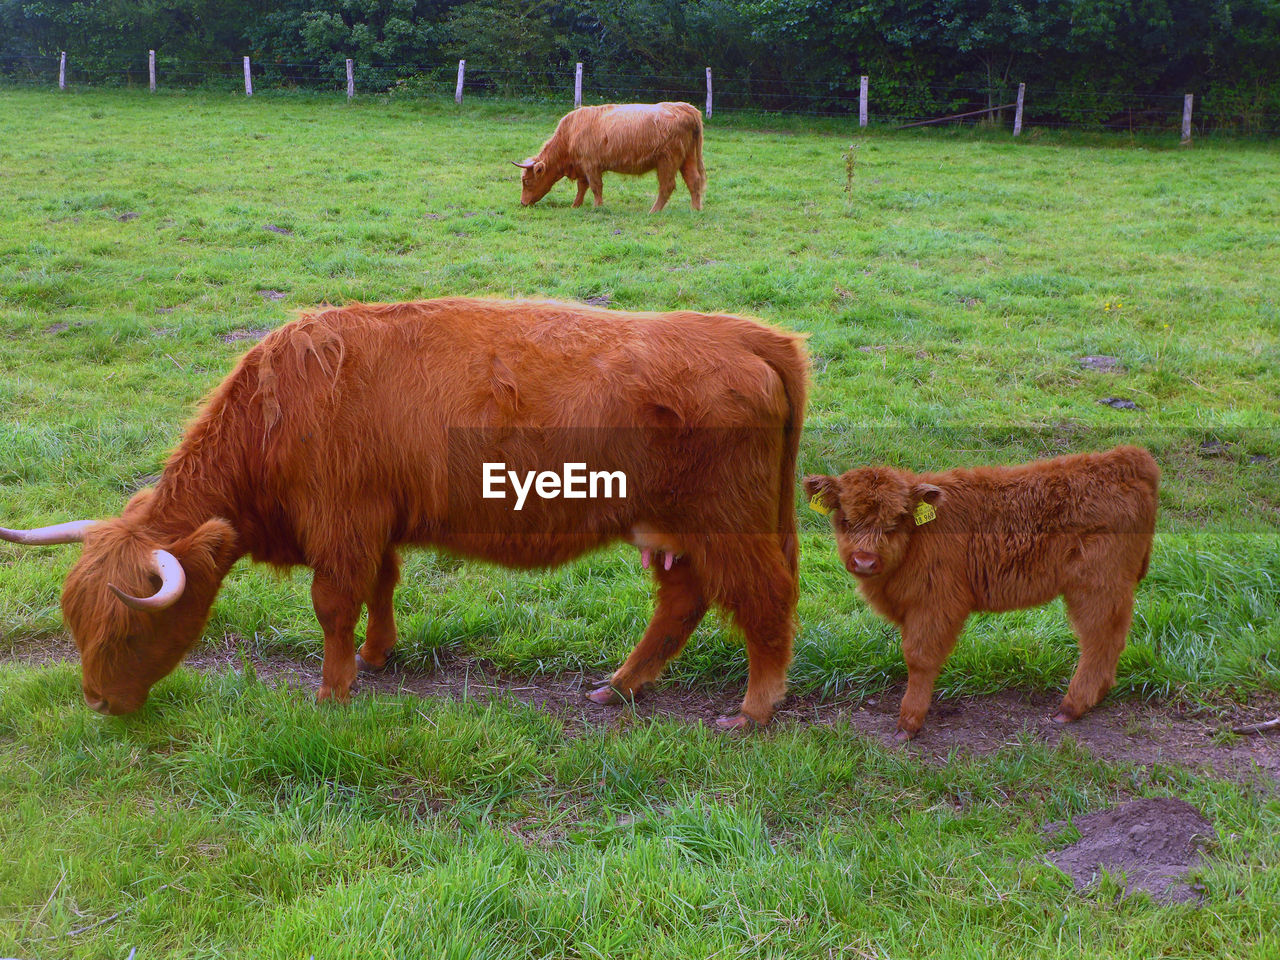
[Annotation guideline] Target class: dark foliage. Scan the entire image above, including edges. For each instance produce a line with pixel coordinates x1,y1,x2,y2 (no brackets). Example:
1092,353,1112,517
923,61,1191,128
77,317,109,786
1,0,1276,129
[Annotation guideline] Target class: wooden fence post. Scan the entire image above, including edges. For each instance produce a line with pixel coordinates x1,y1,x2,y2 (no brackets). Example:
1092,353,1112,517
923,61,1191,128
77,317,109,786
243,56,252,96
59,51,66,90
149,50,156,92
574,62,583,108
1181,93,1193,144
346,58,354,99
1013,82,1025,136
705,67,713,118
859,75,868,127
455,59,465,103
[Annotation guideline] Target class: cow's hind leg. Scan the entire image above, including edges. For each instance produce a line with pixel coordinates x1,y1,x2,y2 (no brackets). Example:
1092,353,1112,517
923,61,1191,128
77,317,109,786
680,153,705,210
1057,587,1135,722
589,557,708,706
356,549,401,672
650,163,677,213
709,538,797,729
312,571,366,703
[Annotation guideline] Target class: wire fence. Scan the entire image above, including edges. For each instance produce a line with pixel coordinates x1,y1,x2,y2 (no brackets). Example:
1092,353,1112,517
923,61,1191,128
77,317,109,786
2,53,1277,136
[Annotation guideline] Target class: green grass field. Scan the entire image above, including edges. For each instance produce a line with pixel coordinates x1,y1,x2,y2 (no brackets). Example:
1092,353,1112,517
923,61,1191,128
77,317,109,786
1,88,1278,957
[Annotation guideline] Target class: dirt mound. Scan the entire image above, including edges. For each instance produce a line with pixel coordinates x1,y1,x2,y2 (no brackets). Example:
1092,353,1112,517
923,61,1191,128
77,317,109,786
1044,798,1213,902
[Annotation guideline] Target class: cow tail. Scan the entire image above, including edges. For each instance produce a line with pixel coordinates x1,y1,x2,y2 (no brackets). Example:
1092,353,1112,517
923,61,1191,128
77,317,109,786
752,329,809,580
693,114,706,182
1138,540,1153,583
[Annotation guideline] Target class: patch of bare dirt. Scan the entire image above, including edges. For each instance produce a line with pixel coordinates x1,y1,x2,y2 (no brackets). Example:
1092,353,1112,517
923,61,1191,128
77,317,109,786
256,289,287,302
1044,797,1212,901
1079,354,1125,373
8,636,1279,784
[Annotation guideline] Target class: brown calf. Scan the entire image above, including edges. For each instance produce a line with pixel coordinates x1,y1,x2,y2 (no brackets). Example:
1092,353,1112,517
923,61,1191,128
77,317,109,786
513,102,706,212
804,446,1159,739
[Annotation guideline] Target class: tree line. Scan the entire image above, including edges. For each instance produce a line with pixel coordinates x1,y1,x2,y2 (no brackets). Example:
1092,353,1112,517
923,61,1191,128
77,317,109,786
2,1,1277,127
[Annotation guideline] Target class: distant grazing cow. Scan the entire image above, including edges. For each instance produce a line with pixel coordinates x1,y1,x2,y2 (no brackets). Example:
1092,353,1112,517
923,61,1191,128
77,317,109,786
513,102,706,212
4,298,806,729
804,446,1158,739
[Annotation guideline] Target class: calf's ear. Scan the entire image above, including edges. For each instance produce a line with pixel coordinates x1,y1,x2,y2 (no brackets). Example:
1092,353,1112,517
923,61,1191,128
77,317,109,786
912,482,944,506
802,475,839,513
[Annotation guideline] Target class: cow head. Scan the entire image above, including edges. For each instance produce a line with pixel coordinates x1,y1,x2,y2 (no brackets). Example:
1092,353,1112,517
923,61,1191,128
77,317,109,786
511,157,558,206
804,468,943,579
3,490,238,714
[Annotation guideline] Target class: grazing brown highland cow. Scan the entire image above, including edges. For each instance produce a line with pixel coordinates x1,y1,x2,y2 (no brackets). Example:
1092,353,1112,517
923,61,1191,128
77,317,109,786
513,102,706,212
804,446,1159,739
3,298,807,729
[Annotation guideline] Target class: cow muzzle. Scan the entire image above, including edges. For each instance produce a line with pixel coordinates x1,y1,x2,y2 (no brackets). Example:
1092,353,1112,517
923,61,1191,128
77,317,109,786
849,551,883,577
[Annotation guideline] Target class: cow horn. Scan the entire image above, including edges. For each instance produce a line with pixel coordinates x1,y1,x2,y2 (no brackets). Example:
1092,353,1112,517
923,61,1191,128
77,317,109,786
511,160,535,169
0,520,97,545
108,549,186,612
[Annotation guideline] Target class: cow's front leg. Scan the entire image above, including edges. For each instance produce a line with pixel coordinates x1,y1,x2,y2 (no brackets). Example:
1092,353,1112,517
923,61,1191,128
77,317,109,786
588,172,604,207
896,610,965,740
312,572,363,703
572,178,589,208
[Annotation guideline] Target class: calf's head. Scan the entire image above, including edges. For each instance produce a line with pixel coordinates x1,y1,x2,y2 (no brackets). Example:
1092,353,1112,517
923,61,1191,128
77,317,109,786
3,491,236,714
804,468,943,579
511,157,558,206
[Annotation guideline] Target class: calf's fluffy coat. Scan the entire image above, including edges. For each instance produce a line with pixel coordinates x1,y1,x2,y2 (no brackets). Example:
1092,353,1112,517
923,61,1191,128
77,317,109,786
804,446,1158,739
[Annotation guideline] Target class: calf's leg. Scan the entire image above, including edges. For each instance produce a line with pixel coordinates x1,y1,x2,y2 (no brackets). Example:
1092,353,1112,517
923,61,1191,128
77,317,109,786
312,571,365,703
897,610,966,740
1057,588,1135,722
589,557,708,705
356,549,401,671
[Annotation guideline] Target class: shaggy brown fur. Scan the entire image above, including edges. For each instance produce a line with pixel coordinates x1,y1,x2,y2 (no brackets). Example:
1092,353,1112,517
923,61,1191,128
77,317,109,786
804,446,1159,739
32,298,807,726
515,102,706,212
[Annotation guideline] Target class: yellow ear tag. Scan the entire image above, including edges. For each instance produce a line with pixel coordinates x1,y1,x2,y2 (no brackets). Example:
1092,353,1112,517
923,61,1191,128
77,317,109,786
913,501,937,525
809,495,833,516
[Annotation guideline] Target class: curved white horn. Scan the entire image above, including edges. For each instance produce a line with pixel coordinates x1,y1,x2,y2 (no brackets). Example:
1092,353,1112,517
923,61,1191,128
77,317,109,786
108,549,186,612
0,520,97,546
511,159,535,169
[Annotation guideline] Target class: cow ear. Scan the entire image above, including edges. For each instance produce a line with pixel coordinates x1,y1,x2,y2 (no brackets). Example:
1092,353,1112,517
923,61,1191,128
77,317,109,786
533,160,546,177
803,475,839,514
912,482,944,506
170,519,238,576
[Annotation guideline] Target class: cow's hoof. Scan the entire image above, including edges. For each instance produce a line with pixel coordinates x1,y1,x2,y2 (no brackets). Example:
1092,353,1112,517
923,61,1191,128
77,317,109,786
586,684,624,706
1051,710,1075,725
355,653,388,674
714,713,759,732
316,683,353,704
894,727,917,742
